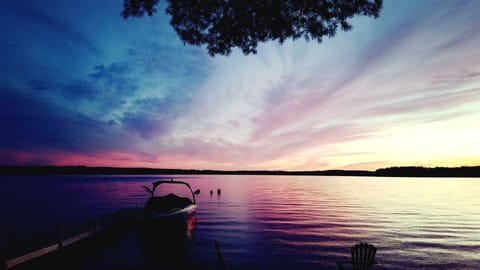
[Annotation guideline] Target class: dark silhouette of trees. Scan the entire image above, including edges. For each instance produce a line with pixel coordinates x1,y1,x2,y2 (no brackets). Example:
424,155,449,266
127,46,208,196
375,166,480,177
121,0,383,56
3,165,480,177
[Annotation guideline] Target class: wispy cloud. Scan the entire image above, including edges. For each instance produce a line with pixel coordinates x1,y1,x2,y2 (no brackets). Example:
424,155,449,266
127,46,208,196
0,0,479,169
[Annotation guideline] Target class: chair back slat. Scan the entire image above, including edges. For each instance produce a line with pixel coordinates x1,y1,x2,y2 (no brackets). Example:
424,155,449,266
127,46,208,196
350,242,377,270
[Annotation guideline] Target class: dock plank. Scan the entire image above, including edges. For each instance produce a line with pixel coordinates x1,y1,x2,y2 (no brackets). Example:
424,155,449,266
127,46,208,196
6,243,59,269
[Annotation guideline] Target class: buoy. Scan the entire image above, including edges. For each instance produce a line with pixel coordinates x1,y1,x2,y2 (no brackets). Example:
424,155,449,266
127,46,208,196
217,189,221,195
210,190,213,196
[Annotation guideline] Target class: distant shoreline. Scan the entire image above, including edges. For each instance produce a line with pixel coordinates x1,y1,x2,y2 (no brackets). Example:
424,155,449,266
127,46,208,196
1,165,480,177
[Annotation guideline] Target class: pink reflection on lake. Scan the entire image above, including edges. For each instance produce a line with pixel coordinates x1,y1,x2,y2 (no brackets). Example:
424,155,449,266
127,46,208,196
1,175,480,269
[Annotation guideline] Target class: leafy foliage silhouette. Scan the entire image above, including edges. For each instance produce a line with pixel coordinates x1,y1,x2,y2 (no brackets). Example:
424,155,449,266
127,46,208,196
122,0,383,56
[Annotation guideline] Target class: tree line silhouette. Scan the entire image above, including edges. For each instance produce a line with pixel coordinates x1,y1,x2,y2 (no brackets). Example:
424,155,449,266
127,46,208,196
1,165,479,177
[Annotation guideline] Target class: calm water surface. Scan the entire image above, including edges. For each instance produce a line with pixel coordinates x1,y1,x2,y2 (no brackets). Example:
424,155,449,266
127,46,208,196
0,174,479,269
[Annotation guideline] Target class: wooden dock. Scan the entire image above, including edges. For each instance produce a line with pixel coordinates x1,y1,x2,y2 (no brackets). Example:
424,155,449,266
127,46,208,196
1,208,140,269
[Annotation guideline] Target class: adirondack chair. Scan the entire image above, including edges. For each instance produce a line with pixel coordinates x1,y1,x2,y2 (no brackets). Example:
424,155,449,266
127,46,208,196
336,242,377,270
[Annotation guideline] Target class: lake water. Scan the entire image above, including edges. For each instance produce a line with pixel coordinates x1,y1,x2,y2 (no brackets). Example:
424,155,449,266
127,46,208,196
0,174,479,269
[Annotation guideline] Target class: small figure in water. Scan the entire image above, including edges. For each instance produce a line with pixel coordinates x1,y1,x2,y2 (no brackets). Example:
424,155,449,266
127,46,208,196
217,189,221,195
210,190,213,196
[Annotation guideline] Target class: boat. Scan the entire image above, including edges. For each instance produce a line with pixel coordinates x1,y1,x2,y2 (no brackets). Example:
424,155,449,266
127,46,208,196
141,179,200,227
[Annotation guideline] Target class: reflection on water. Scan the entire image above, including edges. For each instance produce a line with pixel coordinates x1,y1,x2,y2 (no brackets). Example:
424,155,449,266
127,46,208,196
1,175,480,269
186,216,197,239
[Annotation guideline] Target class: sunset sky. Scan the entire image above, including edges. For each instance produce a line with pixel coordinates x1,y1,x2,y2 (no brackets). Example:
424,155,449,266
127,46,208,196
1,1,479,170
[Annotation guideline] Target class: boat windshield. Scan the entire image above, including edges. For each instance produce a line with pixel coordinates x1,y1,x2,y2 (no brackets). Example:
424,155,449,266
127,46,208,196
150,180,197,204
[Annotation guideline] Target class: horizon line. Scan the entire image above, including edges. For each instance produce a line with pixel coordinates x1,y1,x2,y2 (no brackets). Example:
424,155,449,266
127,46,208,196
1,164,480,177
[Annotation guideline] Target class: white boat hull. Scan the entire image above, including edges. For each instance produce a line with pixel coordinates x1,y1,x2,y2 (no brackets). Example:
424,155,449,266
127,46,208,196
143,204,197,221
